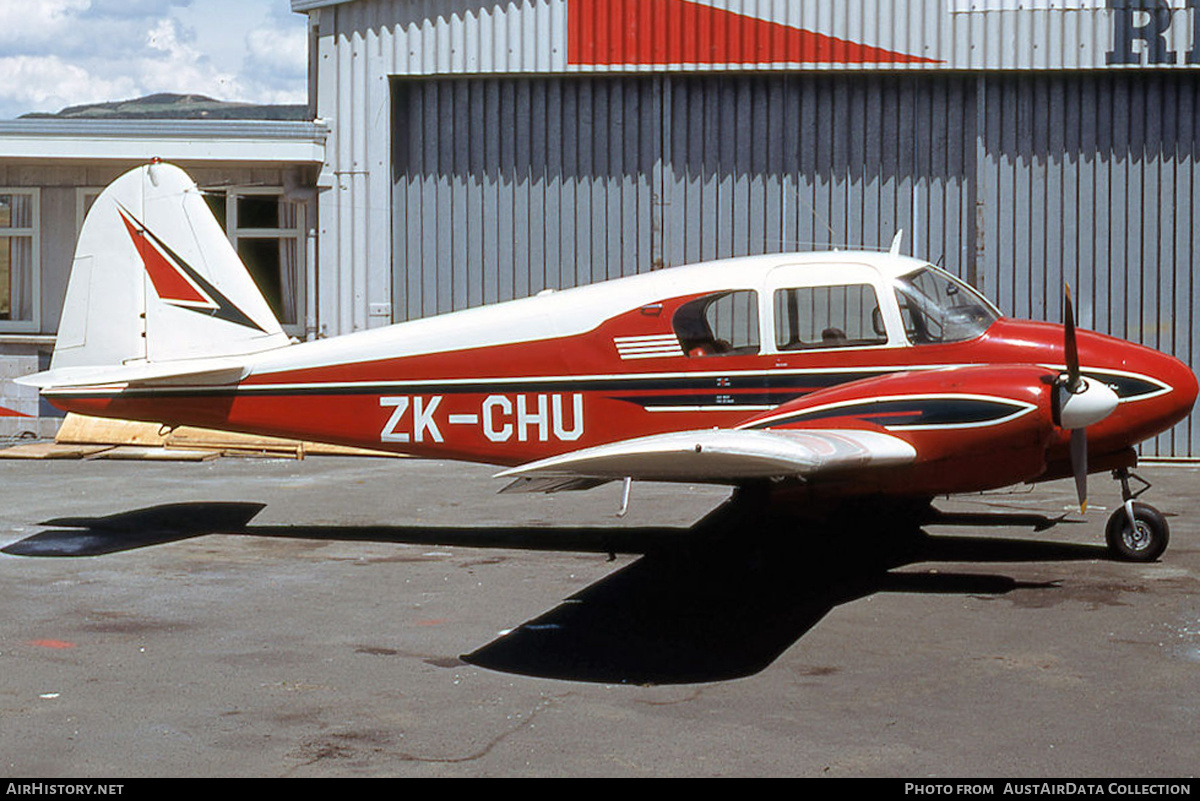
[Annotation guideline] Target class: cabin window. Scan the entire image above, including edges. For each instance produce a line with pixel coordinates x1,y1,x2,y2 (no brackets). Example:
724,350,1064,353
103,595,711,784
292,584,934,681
893,267,999,344
773,284,888,350
673,289,760,357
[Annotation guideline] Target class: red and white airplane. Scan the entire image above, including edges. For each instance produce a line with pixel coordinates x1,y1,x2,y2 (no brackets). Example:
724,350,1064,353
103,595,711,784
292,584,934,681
22,162,1199,561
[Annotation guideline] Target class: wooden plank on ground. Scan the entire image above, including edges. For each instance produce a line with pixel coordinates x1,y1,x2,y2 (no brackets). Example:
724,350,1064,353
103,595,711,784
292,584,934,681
90,446,219,461
54,415,168,447
0,442,113,459
54,414,401,459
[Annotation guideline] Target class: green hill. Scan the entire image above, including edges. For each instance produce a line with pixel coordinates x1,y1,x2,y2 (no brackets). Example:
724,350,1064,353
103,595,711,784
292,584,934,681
20,93,309,121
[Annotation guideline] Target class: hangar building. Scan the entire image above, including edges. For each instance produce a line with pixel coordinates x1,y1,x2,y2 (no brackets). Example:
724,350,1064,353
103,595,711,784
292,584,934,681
295,0,1200,458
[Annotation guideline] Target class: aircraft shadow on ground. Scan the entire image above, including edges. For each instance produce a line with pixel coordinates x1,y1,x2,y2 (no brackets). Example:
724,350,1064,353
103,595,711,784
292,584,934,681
4,499,1100,684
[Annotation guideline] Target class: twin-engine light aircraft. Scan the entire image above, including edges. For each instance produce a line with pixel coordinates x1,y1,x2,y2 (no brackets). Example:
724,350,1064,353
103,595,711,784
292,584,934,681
23,163,1198,561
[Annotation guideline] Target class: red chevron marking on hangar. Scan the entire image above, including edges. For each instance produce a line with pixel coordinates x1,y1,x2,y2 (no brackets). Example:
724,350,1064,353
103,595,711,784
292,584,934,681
568,0,940,66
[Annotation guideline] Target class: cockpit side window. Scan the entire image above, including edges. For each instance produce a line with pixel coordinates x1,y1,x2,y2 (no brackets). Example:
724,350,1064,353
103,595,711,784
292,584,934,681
773,284,888,350
673,290,760,357
893,267,998,345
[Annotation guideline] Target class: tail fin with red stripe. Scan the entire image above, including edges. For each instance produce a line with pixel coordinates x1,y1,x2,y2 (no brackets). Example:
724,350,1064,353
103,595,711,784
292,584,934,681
50,161,290,374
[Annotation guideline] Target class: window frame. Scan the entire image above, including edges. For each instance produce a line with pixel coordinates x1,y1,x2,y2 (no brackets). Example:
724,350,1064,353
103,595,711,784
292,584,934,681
892,265,1001,346
761,262,905,355
0,187,40,334
771,282,891,352
75,187,103,240
216,186,307,335
672,288,762,358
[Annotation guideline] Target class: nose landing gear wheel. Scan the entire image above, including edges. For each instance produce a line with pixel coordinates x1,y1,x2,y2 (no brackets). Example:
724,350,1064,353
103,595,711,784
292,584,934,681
1105,502,1169,562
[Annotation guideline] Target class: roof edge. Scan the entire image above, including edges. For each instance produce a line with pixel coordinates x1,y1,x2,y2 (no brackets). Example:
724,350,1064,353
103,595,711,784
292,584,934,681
0,119,328,164
291,0,349,12
0,119,328,140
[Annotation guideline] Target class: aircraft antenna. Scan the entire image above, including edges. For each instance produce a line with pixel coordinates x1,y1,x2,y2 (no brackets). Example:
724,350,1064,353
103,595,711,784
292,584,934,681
791,189,838,250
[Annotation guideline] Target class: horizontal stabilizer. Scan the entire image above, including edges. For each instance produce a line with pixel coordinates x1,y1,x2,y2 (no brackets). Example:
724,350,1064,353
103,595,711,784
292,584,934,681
495,428,915,489
18,357,249,390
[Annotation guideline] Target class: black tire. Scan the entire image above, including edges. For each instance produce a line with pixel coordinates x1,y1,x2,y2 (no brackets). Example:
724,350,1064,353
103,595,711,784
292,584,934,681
1105,502,1169,562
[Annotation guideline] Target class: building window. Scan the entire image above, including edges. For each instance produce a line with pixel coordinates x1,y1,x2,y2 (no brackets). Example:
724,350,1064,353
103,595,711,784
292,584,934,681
207,188,305,331
0,189,38,331
76,188,102,237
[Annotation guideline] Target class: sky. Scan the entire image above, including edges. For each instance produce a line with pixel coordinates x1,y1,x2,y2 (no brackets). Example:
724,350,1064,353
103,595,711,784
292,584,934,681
0,0,309,120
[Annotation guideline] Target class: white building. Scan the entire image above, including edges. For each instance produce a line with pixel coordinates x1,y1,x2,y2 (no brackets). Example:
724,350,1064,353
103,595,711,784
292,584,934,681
0,118,326,436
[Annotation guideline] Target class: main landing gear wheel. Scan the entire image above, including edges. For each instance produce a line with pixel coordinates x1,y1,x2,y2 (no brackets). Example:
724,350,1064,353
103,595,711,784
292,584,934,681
1105,501,1169,562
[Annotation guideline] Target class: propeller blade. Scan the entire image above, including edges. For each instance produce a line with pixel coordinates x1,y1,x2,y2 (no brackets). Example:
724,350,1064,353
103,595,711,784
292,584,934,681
1070,427,1088,513
1063,283,1081,393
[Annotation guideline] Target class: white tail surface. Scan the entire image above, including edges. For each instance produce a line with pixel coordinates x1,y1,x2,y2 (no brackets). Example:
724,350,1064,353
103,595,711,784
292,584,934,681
52,161,290,372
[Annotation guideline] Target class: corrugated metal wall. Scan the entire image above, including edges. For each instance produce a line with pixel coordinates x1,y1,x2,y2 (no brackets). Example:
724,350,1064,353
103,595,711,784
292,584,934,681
978,73,1200,457
390,70,1199,456
392,73,976,305
391,77,661,319
307,0,1200,74
660,75,975,270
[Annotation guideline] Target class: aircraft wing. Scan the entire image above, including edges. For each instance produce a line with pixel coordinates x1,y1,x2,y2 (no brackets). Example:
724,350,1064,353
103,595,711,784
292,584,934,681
495,428,915,493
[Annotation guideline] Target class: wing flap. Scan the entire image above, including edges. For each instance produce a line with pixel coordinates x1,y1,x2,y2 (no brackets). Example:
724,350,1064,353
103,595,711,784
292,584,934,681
495,428,915,489
499,476,613,495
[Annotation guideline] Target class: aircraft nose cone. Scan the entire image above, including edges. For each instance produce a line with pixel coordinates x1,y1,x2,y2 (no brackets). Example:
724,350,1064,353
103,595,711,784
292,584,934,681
1164,350,1199,417
1069,329,1197,448
1125,340,1197,433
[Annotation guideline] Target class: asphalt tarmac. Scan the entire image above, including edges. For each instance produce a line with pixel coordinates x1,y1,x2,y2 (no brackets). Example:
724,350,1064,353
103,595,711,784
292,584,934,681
0,455,1198,778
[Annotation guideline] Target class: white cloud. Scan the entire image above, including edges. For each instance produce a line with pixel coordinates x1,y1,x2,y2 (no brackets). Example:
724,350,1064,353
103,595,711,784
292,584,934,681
0,0,306,119
240,25,308,103
88,0,194,19
136,17,246,100
0,0,92,46
0,54,137,114
245,27,307,78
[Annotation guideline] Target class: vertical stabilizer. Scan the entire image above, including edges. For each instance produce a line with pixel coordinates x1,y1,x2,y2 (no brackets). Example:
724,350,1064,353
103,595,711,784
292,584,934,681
51,161,290,371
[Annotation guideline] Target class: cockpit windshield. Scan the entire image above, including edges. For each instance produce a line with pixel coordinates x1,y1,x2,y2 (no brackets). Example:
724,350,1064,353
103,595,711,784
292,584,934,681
892,266,999,344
